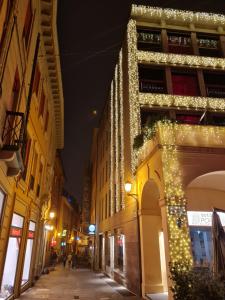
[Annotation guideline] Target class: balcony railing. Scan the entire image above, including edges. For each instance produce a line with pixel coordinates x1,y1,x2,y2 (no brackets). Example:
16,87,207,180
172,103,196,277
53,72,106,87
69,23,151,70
1,111,24,151
139,80,166,93
206,86,225,98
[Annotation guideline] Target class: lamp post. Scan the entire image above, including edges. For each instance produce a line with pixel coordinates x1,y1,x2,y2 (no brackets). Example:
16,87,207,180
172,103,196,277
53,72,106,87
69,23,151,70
124,182,142,297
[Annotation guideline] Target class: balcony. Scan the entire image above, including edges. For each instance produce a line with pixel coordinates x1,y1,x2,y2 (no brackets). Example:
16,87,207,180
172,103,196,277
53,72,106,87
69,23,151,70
139,79,166,93
0,111,25,176
136,122,225,167
137,30,162,52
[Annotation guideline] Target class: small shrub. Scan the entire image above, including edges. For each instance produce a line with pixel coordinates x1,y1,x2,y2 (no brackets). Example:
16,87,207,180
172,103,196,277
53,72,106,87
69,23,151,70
170,263,225,300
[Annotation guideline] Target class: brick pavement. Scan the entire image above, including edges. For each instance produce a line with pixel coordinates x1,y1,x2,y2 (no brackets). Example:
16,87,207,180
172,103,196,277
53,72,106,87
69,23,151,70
16,265,141,300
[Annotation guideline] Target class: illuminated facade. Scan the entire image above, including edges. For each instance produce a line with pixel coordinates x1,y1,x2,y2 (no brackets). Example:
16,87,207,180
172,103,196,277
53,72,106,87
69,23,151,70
91,5,225,299
0,1,64,299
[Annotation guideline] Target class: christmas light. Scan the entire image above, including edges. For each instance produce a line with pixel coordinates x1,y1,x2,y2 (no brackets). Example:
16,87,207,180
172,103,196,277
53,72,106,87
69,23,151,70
132,5,225,28
137,51,225,70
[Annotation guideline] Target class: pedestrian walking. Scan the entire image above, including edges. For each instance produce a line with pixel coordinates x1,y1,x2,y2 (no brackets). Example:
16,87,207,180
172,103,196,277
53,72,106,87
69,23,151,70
67,253,72,268
62,253,67,268
72,252,77,269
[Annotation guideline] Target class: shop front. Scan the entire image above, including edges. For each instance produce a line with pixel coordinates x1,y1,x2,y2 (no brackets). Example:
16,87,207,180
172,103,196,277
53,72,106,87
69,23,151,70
0,213,24,299
188,211,225,268
21,221,36,286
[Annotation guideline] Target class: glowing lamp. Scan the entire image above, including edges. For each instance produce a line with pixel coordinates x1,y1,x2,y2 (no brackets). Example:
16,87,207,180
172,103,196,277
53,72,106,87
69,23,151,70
124,182,132,193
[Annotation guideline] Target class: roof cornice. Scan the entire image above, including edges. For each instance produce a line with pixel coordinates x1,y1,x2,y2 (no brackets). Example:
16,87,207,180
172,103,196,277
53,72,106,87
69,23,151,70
40,0,64,149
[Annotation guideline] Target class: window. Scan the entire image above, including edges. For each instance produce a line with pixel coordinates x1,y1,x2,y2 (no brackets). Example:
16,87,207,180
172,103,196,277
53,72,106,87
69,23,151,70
23,0,33,48
139,66,166,94
172,69,200,96
0,213,24,298
32,65,41,95
203,71,225,98
137,28,162,52
22,138,31,180
21,221,36,285
39,88,45,117
11,68,20,111
167,31,192,54
197,34,220,57
44,111,49,132
114,233,125,272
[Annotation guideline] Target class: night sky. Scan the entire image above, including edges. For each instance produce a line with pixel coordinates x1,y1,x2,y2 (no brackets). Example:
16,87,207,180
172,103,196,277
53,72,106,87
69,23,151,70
57,0,225,201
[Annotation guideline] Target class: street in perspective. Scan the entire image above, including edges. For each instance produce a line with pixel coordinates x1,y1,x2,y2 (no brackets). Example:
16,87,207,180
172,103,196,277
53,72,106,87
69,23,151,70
0,1,225,300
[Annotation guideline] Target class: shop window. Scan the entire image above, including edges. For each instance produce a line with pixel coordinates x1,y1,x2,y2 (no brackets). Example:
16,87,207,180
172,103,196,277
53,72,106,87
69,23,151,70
21,221,36,285
0,213,24,299
23,0,33,49
114,234,125,272
172,69,200,96
32,65,41,95
0,189,5,223
190,227,212,268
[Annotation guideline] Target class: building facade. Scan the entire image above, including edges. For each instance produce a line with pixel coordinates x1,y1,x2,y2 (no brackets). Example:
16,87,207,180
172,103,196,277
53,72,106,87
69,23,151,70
91,5,225,299
0,0,64,299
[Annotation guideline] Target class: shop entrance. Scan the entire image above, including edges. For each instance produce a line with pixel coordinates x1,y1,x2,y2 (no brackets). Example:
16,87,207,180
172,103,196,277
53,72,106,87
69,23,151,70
140,180,168,295
186,171,225,269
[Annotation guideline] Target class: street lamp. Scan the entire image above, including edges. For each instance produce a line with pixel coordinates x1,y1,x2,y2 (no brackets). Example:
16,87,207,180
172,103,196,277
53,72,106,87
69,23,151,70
49,211,55,219
124,181,142,297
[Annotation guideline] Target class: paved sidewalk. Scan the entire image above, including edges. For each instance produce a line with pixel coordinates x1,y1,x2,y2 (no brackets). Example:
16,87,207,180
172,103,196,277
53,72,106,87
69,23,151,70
16,265,140,300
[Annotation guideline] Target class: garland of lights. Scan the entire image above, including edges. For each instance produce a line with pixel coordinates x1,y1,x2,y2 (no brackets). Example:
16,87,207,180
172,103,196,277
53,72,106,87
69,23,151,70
159,122,192,265
139,93,225,111
137,51,225,70
115,66,120,212
127,19,140,174
119,51,125,209
110,81,114,216
132,5,225,27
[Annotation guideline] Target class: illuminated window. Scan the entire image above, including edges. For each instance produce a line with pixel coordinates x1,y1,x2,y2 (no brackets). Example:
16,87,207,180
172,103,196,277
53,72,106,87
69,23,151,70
0,214,24,298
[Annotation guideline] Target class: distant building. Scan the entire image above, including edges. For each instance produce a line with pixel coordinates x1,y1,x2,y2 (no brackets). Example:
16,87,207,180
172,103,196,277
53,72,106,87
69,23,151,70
90,5,225,299
81,166,92,234
0,0,64,299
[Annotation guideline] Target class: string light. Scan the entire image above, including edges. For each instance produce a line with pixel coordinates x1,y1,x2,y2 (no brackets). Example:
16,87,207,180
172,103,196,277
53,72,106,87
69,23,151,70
137,51,225,70
139,93,225,111
115,65,120,212
132,5,225,27
119,50,125,209
110,81,114,216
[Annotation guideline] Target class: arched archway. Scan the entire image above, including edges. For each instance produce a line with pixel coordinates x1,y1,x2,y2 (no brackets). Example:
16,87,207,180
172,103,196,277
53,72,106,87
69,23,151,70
185,171,225,268
140,179,168,295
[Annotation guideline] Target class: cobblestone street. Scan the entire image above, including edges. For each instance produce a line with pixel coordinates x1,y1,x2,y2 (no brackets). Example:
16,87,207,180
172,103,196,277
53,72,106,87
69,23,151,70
16,266,140,300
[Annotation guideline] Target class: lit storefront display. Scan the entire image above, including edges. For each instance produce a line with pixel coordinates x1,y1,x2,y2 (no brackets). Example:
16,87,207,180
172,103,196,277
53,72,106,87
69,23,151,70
0,213,24,299
188,211,225,268
114,234,125,272
21,221,36,285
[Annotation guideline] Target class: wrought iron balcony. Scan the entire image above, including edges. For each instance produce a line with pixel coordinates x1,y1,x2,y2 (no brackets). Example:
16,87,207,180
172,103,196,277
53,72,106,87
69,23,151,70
0,111,25,176
1,111,24,151
139,80,166,93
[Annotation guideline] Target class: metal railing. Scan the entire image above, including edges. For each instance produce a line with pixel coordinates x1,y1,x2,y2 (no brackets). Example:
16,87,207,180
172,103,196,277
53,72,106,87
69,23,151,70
1,111,25,151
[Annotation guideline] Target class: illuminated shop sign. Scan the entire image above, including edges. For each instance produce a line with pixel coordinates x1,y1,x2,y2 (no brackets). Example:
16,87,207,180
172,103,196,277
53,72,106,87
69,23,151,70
187,211,225,227
28,231,35,239
10,227,22,237
88,224,96,235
